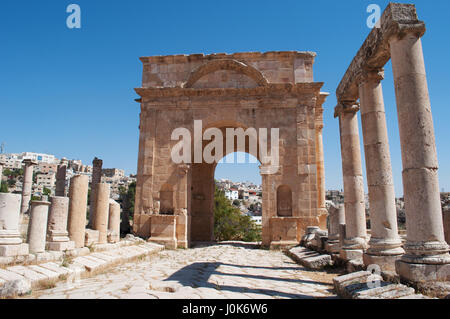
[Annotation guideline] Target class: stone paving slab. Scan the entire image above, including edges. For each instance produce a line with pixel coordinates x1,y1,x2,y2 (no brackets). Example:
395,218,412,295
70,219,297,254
0,242,164,298
22,243,337,299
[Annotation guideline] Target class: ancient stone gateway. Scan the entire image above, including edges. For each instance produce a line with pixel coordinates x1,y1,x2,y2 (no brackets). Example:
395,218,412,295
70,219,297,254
133,51,328,249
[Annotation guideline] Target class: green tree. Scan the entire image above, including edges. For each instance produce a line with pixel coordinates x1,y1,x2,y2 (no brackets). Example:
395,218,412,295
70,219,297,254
43,187,51,196
214,186,261,242
0,182,8,193
118,181,136,235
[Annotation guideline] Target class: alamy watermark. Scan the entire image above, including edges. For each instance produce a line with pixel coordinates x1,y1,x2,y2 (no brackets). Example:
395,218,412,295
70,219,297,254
66,4,81,29
367,4,381,29
171,120,280,174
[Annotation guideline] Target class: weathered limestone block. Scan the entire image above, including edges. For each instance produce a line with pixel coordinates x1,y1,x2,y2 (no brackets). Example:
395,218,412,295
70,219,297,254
68,175,89,248
85,229,100,247
93,183,110,244
27,200,51,254
269,217,300,250
107,199,121,243
47,196,75,251
0,193,29,257
333,271,382,299
148,215,177,249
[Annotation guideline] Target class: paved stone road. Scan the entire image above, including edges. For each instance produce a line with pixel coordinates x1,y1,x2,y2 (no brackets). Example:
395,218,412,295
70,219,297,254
26,243,338,299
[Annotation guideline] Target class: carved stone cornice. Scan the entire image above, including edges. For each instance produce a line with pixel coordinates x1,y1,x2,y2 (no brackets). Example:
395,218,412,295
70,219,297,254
356,68,385,86
336,3,425,101
135,82,324,100
334,101,360,118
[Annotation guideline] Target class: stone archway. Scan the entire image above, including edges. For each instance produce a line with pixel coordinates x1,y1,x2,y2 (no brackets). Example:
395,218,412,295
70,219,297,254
133,51,328,249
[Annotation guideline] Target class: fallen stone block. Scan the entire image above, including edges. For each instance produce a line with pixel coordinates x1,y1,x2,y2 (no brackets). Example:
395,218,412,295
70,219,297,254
354,284,415,299
287,246,332,270
7,266,48,287
0,279,31,298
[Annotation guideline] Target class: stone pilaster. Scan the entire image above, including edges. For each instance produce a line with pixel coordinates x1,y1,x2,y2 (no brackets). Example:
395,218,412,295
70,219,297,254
389,28,450,282
335,102,367,261
20,159,37,215
357,68,404,271
68,175,89,248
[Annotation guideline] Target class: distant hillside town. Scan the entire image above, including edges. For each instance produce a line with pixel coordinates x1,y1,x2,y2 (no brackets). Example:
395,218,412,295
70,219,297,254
0,152,136,200
215,178,262,226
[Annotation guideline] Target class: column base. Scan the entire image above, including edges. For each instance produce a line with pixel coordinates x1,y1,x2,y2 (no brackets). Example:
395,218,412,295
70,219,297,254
340,248,364,262
363,253,403,272
0,243,29,257
46,241,75,252
325,240,341,254
396,260,450,283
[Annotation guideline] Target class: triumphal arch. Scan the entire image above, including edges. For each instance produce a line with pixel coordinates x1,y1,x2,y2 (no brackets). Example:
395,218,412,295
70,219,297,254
133,51,328,249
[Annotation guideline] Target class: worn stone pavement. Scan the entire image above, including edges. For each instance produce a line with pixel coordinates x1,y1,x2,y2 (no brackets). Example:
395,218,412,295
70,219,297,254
25,243,338,299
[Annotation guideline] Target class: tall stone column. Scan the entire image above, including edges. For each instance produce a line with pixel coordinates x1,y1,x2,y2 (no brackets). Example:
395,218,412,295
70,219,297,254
326,204,345,254
88,157,103,227
335,103,367,261
55,163,67,197
315,101,327,229
20,159,37,215
0,193,29,257
47,196,74,251
358,69,404,271
93,183,110,244
68,175,89,248
27,200,50,254
389,28,450,282
107,199,120,243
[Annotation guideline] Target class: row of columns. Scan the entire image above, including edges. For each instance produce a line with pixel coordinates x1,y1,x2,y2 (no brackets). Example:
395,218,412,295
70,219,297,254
0,174,120,257
335,29,450,281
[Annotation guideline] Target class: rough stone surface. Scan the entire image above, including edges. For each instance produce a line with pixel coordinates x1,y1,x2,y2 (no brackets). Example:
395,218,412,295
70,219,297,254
68,175,89,248
22,243,336,299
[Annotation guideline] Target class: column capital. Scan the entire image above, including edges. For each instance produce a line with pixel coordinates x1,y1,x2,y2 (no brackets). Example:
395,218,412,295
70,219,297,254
356,68,384,86
334,100,360,118
22,159,37,167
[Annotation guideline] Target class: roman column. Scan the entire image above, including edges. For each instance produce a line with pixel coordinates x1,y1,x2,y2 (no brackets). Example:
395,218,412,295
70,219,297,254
55,163,67,197
47,196,74,251
315,96,328,229
20,159,37,215
358,68,404,271
335,102,367,261
88,157,103,227
93,183,110,244
0,193,29,257
67,175,89,248
108,199,120,243
389,26,450,281
27,200,51,254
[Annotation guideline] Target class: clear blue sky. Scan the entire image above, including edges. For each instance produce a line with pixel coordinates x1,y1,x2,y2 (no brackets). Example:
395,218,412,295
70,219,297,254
1,1,449,196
